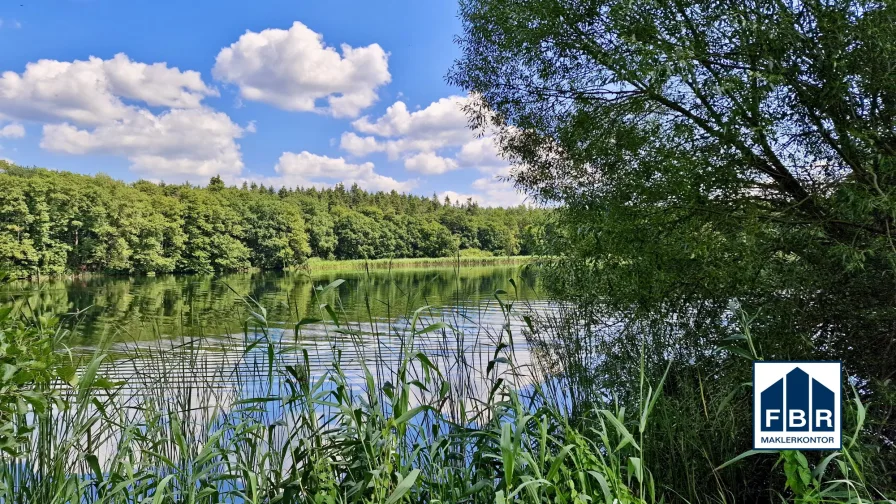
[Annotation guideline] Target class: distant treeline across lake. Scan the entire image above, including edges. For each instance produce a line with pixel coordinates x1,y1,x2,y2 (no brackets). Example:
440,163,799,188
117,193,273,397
0,163,547,277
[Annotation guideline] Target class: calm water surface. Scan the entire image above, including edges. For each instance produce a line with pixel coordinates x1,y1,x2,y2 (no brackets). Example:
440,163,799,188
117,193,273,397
1,265,549,394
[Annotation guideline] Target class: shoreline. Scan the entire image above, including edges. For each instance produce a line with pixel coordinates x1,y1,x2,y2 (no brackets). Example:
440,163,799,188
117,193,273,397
300,255,534,272
3,255,539,282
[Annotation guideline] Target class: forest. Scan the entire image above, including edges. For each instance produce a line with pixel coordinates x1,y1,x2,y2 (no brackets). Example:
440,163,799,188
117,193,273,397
2,0,896,500
0,162,544,276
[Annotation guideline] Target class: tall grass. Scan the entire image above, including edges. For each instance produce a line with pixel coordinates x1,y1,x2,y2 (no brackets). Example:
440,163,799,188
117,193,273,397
301,255,531,272
525,302,892,503
0,272,887,503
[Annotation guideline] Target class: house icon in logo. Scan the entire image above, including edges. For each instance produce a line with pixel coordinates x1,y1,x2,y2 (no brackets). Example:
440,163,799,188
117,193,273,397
754,362,841,450
760,367,835,432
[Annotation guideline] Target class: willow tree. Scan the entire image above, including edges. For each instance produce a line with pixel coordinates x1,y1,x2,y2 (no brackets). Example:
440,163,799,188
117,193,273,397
451,0,895,497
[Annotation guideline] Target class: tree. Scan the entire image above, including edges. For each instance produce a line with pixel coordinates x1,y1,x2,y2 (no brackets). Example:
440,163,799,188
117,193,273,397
452,0,896,376
177,190,249,273
451,0,896,498
208,175,225,192
518,224,543,256
0,175,39,273
416,220,460,257
0,165,545,274
332,207,381,260
294,199,338,260
240,196,311,269
438,208,480,249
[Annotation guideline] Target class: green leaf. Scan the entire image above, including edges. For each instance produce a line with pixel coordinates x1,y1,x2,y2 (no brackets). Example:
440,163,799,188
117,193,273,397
385,469,420,504
152,475,175,504
0,364,16,382
599,409,639,452
627,457,643,483
394,405,430,424
58,365,78,387
296,317,322,327
716,449,769,471
86,454,103,483
417,322,447,335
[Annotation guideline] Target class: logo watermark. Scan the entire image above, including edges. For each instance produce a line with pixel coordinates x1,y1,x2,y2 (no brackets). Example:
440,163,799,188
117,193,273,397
753,361,841,450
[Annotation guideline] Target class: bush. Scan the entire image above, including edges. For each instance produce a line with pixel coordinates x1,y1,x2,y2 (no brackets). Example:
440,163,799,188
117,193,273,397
458,248,494,258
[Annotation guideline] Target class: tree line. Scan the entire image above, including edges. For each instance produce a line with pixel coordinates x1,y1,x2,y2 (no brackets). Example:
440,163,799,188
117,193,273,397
0,163,545,276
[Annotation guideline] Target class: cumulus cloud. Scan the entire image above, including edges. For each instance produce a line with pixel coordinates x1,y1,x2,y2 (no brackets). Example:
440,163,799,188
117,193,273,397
348,97,471,158
341,94,511,176
0,53,217,126
0,123,25,138
470,176,527,206
41,108,245,179
272,151,414,192
341,93,525,203
352,99,460,137
101,53,218,109
457,136,509,173
0,52,245,181
213,22,390,118
437,190,478,206
437,177,526,208
403,151,458,175
340,132,383,157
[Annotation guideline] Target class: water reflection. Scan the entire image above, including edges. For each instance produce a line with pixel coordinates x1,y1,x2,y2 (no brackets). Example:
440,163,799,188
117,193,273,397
4,266,551,471
1,266,541,344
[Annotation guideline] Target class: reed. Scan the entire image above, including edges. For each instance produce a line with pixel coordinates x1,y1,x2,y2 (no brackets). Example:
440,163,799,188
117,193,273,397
0,271,885,503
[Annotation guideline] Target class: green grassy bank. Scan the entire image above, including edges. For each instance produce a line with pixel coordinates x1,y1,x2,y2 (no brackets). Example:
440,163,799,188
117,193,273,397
301,254,533,272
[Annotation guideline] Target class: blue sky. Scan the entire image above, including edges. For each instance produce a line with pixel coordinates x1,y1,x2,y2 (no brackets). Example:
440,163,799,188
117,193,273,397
0,0,523,206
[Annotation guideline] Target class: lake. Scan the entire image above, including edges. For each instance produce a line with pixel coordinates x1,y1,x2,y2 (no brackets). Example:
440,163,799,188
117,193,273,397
1,265,549,406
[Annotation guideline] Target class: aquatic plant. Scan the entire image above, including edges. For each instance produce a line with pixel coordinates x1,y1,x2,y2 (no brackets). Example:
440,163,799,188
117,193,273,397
0,271,886,503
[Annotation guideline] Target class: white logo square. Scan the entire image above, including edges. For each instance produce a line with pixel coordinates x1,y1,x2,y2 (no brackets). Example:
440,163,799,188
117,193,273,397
753,361,841,450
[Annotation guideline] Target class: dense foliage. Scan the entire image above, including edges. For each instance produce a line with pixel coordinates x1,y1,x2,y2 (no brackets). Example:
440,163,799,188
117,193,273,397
451,0,896,500
0,164,544,276
0,271,70,456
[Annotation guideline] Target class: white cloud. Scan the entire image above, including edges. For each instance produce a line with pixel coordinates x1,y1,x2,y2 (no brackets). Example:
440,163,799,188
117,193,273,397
340,132,383,157
437,190,478,205
341,94,512,178
438,180,524,208
213,22,390,118
336,94,524,206
457,136,508,173
0,53,245,180
403,151,459,175
436,177,527,208
0,54,217,127
350,97,471,158
272,151,414,192
101,53,218,109
471,176,527,206
352,97,467,137
0,123,25,138
41,107,245,179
